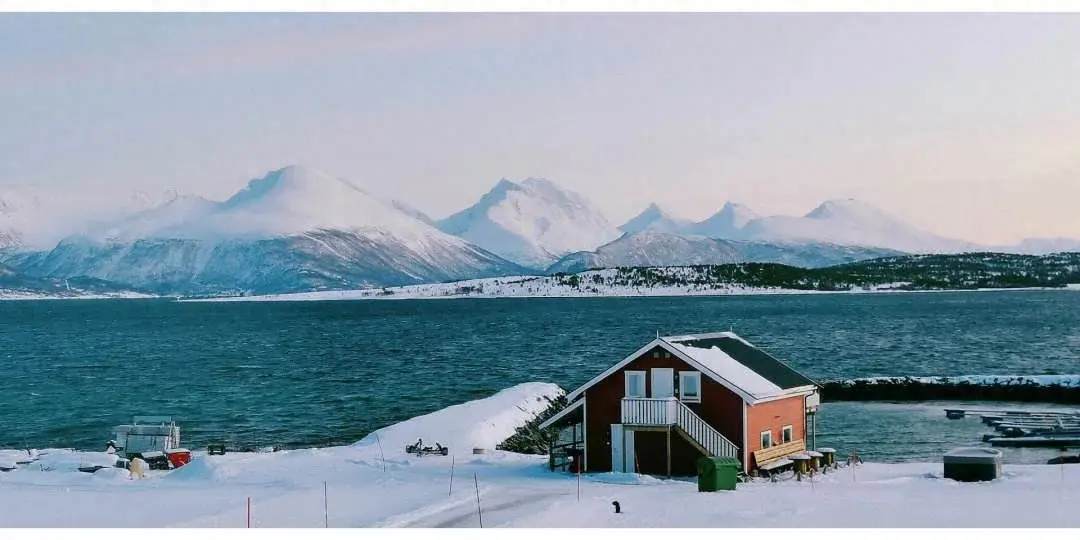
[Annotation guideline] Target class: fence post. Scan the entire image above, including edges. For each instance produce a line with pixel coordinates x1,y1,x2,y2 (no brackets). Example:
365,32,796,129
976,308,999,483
449,455,456,496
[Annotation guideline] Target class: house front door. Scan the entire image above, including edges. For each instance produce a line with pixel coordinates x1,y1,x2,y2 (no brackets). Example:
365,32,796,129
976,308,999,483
651,368,674,398
611,424,625,473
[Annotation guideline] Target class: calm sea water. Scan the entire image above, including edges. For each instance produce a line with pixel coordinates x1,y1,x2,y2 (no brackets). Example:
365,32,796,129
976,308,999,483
1,291,1078,463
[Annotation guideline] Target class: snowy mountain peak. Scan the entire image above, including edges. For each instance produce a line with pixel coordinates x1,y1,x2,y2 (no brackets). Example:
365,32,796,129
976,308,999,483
686,201,760,238
619,203,691,235
221,165,367,211
804,198,898,223
436,177,619,268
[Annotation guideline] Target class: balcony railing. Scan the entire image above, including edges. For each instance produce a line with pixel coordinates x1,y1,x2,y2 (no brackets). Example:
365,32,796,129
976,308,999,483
621,397,678,425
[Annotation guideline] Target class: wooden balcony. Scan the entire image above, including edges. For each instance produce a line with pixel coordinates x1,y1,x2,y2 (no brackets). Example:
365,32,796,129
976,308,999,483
621,397,678,426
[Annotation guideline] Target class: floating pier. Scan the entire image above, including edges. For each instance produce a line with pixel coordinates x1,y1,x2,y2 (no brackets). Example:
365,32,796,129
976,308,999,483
944,407,1080,449
944,408,1080,420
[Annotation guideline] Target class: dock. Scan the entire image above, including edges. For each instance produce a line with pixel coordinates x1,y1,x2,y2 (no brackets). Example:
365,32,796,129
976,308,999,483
944,407,1080,449
944,408,1080,420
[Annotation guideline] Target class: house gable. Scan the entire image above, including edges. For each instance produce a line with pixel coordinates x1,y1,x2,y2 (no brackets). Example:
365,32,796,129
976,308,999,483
566,339,760,404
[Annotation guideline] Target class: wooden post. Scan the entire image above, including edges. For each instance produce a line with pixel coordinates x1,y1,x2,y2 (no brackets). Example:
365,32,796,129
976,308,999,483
666,427,672,479
246,496,251,528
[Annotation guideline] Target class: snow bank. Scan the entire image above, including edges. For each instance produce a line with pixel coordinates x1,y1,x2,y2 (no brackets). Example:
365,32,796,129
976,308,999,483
353,382,564,454
840,375,1080,388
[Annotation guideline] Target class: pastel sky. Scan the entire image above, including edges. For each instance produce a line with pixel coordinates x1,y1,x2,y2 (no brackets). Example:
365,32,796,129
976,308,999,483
1,12,1079,244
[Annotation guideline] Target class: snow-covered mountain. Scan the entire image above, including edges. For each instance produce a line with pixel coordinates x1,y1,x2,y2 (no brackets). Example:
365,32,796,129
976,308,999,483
0,186,180,251
685,201,760,239
0,190,42,250
8,166,528,294
436,178,619,269
719,199,976,253
996,237,1080,255
548,231,902,274
618,203,693,235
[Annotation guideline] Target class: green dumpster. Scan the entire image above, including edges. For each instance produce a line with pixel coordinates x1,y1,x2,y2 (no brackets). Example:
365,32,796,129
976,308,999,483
696,457,741,492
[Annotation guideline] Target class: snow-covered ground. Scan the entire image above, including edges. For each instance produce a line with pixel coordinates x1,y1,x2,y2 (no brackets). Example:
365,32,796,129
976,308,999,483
3,382,1080,528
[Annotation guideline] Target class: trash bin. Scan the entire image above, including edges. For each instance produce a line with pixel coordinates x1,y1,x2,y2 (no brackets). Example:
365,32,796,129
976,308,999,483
697,457,741,492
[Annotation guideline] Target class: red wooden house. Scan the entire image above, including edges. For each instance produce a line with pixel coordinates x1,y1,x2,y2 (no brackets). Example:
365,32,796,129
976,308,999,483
540,331,821,477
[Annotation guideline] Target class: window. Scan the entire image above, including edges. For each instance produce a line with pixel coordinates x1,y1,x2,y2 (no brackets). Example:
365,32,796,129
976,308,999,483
625,371,646,398
679,371,701,403
782,425,793,444
760,430,772,449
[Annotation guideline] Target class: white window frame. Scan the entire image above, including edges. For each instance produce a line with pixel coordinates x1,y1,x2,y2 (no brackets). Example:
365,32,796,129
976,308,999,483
624,371,646,398
782,425,793,444
760,430,772,449
678,371,702,403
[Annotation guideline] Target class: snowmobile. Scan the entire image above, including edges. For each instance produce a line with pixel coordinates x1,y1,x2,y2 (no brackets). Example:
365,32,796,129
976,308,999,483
405,438,449,456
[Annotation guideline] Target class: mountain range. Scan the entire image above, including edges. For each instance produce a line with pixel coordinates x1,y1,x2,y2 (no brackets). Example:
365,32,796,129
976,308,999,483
1,164,1077,296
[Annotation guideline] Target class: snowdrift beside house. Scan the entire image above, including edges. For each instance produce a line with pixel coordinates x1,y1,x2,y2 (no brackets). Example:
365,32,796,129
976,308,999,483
353,382,564,453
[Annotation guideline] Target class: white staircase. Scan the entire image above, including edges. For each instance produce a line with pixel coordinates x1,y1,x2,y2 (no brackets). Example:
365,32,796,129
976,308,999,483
621,397,740,459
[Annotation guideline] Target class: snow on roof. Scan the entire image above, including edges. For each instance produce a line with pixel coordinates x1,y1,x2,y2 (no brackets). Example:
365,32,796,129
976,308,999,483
666,342,784,399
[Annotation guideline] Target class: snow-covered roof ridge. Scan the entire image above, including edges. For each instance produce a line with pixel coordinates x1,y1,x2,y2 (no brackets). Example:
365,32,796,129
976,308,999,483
661,331,748,345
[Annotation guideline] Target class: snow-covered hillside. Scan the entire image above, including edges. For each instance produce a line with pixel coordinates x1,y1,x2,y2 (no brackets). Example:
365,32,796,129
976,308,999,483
436,178,619,269
188,268,843,303
549,231,902,273
8,166,528,294
618,203,693,235
3,382,1080,528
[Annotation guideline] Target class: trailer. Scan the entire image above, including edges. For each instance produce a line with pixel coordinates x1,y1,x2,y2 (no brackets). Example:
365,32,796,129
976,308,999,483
104,416,192,471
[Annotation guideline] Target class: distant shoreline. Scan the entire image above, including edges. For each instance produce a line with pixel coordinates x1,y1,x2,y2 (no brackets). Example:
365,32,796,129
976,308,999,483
182,283,1079,303
4,281,1076,303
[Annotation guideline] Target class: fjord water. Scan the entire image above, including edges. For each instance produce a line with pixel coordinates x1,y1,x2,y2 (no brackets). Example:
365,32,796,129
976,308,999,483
1,291,1078,462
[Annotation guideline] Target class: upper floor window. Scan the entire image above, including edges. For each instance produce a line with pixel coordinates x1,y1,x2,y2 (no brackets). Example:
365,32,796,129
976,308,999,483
679,371,701,403
625,371,646,398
